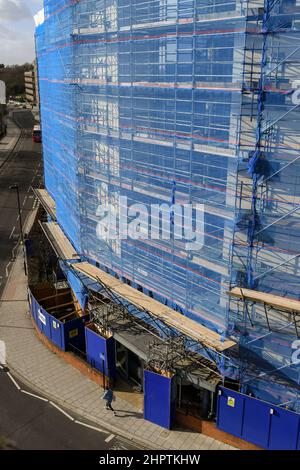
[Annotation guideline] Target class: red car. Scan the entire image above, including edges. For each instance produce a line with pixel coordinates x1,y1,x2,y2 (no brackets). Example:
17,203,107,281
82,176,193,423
32,125,42,143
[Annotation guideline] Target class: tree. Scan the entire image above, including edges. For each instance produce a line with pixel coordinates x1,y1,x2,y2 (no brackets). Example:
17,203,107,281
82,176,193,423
0,63,33,99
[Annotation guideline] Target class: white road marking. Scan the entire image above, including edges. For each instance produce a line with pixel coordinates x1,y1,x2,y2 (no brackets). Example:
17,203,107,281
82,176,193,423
9,226,16,240
105,434,115,443
22,196,28,207
21,390,49,402
49,401,75,421
7,372,21,390
11,244,17,260
5,262,11,277
74,420,109,435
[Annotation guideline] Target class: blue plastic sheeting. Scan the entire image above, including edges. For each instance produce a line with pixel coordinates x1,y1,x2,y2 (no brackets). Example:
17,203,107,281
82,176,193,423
60,261,88,310
36,0,247,334
36,0,300,412
144,370,176,429
217,387,300,450
85,325,116,379
29,289,87,352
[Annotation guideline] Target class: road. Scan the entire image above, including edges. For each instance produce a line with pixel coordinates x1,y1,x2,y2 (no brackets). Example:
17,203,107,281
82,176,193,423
0,368,135,450
0,109,139,450
0,109,42,297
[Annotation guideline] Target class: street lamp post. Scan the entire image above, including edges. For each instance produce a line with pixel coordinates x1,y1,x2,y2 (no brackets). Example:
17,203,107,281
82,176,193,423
9,184,27,275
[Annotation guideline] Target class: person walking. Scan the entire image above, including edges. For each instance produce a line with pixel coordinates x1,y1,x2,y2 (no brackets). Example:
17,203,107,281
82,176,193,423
102,387,117,416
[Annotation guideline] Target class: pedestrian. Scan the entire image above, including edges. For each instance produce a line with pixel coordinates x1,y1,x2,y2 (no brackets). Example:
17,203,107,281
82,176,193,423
102,387,117,416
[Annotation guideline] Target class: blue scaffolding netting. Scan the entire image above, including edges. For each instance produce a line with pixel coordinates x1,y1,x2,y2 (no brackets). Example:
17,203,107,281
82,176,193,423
36,0,300,411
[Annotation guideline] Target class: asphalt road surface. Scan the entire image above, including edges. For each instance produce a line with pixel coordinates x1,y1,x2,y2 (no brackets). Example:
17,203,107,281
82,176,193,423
0,109,42,297
0,368,137,450
0,109,139,451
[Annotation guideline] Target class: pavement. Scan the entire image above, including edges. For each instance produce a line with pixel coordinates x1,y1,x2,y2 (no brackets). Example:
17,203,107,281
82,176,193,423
0,113,236,451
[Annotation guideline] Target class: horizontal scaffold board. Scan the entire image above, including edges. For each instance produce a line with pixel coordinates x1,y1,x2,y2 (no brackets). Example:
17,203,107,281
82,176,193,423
229,287,300,314
40,221,80,261
33,188,56,221
73,262,235,352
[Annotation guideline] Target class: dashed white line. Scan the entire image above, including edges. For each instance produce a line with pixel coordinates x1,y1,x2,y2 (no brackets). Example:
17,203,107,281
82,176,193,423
49,401,75,421
74,420,109,435
9,226,16,240
7,372,21,390
22,196,28,207
105,434,116,443
5,262,12,277
21,390,49,402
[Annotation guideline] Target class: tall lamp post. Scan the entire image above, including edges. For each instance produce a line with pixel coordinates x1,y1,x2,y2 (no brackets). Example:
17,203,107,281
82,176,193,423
9,184,27,275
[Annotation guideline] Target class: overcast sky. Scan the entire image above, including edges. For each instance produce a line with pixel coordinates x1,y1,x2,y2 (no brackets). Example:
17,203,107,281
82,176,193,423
0,0,43,65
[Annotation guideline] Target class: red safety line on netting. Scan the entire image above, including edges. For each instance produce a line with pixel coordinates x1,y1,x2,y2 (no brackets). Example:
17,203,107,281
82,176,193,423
44,0,82,21
235,239,300,257
122,123,236,145
122,162,228,194
124,234,227,264
39,103,238,147
39,76,297,97
123,240,224,285
39,77,242,93
36,26,248,58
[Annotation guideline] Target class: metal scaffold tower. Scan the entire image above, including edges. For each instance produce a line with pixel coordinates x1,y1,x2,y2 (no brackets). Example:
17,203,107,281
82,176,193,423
229,0,300,411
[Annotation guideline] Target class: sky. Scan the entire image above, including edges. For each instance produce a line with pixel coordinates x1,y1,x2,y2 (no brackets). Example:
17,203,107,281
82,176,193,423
0,0,43,65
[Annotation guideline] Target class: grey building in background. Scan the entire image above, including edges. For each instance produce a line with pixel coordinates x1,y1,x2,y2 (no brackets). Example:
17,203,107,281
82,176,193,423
24,62,39,107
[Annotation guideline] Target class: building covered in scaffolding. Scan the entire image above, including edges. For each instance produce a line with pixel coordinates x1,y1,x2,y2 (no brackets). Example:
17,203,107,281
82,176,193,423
34,0,300,444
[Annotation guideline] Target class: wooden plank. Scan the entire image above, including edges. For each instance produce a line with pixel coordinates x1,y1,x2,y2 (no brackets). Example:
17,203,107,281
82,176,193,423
40,222,80,261
38,290,71,303
34,189,56,220
47,301,75,312
229,287,300,314
73,262,235,352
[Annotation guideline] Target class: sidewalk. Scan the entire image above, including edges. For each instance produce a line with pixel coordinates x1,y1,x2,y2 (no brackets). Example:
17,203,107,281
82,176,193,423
0,213,235,451
0,115,21,167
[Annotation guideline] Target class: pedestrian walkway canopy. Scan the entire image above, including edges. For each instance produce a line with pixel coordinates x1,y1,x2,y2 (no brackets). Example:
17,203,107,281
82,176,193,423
40,221,80,261
33,188,56,221
73,262,235,352
229,287,300,314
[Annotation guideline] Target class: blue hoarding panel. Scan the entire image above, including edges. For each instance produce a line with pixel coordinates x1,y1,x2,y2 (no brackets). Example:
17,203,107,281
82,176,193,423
144,370,176,429
217,388,244,438
64,316,87,352
36,305,50,338
243,397,270,448
29,289,86,352
29,292,38,323
269,407,300,450
217,387,300,450
85,326,116,379
50,317,65,350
